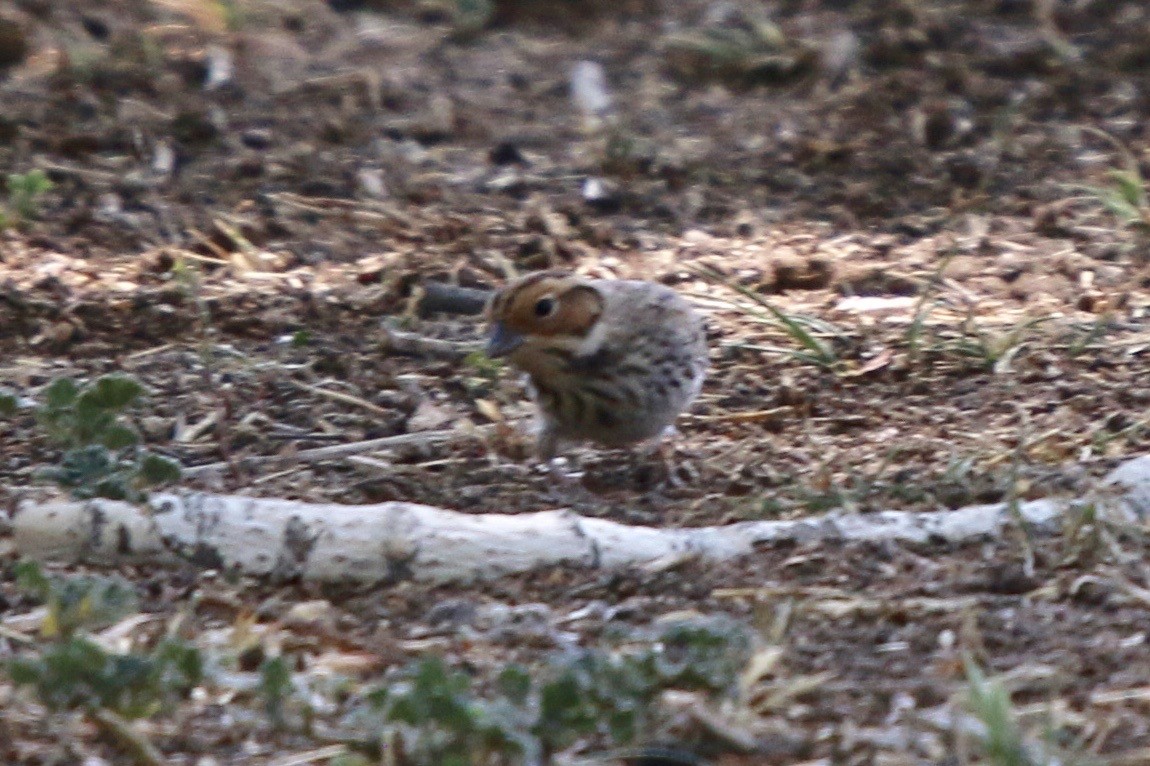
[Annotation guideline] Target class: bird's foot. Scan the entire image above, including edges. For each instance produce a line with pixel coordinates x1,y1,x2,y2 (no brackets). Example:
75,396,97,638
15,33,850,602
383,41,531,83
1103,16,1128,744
536,457,601,507
635,428,692,489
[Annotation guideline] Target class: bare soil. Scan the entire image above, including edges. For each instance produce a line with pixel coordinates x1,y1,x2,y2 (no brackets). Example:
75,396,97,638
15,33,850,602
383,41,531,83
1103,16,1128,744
3,0,1150,762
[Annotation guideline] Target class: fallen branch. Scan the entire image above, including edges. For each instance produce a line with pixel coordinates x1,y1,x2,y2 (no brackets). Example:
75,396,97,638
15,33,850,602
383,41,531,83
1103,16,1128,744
12,456,1149,585
414,281,491,317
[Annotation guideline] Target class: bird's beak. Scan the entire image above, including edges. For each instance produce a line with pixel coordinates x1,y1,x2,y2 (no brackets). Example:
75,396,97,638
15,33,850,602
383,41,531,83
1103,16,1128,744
485,322,525,358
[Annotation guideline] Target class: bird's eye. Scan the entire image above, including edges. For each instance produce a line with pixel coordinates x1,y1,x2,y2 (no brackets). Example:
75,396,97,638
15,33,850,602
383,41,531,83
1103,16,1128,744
533,297,556,318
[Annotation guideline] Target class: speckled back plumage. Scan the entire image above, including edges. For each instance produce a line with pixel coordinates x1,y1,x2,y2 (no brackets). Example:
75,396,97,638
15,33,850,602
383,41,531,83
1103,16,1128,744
485,272,708,459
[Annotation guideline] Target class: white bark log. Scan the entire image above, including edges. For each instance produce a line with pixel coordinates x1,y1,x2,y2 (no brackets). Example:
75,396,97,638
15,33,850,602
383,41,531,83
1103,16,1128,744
11,456,1149,585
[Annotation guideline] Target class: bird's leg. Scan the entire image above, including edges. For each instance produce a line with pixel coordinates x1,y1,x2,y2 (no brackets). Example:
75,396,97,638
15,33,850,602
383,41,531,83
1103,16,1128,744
533,422,603,506
536,423,579,485
535,422,559,463
636,426,688,488
540,457,600,507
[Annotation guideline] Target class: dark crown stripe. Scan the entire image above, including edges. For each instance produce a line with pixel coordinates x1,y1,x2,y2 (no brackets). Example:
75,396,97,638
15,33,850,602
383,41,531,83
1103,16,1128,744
513,270,568,291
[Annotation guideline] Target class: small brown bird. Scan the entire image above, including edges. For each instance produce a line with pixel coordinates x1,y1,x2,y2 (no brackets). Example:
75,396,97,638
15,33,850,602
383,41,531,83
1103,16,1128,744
485,271,708,461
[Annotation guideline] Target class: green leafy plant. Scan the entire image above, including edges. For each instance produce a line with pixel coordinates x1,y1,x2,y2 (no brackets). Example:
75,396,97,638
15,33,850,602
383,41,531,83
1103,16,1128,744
9,635,203,719
366,616,751,765
368,655,524,766
7,560,203,719
14,559,139,639
34,375,181,500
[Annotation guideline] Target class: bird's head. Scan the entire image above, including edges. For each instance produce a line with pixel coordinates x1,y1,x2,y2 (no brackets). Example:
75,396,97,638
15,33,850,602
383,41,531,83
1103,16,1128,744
484,271,604,360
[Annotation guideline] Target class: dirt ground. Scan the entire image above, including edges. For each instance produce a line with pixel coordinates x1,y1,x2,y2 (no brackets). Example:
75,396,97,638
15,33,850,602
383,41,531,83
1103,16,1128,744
3,0,1150,763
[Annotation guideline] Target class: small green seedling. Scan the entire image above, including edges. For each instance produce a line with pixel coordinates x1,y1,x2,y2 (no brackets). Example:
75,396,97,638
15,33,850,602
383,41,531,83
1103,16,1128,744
7,169,53,220
0,387,17,415
965,659,1032,766
464,349,504,379
259,655,294,729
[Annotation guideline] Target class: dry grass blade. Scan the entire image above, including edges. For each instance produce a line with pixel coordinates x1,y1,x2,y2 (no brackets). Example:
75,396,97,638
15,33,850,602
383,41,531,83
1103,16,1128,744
267,745,350,766
291,381,392,417
89,708,165,766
